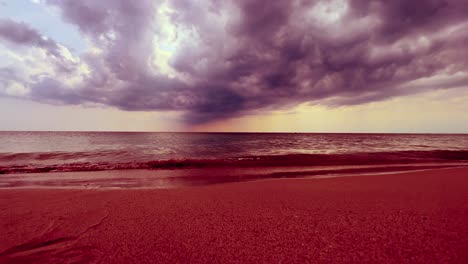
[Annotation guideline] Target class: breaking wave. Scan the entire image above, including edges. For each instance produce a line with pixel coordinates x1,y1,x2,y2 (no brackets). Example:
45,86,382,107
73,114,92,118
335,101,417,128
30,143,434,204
2,150,468,174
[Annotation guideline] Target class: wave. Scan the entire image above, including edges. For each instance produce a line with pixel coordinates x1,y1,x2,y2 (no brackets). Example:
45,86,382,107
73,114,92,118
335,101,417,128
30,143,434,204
1,150,468,174
0,150,130,161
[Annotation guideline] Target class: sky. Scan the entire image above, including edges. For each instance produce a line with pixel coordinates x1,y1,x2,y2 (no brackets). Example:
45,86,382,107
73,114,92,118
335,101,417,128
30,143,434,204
0,0,468,132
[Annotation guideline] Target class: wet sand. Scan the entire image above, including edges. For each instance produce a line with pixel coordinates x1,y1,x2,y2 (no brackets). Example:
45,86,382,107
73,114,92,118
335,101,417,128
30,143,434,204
1,167,468,263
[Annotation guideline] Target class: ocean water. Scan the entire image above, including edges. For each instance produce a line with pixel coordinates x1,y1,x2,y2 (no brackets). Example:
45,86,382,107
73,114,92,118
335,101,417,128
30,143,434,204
1,132,468,187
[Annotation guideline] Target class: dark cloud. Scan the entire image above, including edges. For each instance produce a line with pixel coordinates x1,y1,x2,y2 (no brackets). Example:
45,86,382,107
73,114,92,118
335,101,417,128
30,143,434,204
0,18,77,73
2,0,468,124
0,18,66,63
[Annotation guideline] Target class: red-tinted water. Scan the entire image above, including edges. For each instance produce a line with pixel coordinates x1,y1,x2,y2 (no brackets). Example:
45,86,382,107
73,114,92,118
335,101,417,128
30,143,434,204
1,132,468,187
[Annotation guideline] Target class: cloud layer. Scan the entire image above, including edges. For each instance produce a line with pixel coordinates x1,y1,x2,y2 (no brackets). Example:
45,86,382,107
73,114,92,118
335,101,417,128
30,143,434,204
1,0,468,124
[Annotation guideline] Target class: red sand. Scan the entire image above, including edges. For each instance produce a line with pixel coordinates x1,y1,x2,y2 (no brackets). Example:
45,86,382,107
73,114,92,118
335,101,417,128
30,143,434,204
1,167,468,263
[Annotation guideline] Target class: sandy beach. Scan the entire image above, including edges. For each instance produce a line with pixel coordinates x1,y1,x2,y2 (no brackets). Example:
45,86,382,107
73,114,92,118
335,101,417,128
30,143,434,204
1,167,467,263
3,0,468,262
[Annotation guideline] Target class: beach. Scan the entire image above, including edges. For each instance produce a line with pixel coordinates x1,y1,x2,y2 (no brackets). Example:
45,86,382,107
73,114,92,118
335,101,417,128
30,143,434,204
3,0,468,262
1,167,467,263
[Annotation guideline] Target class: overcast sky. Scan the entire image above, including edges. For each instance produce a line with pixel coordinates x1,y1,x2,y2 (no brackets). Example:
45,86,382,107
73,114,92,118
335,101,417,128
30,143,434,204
1,0,468,132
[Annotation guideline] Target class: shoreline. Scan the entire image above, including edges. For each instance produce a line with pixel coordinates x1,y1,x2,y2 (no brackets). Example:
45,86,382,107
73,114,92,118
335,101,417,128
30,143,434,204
1,167,468,263
1,162,468,189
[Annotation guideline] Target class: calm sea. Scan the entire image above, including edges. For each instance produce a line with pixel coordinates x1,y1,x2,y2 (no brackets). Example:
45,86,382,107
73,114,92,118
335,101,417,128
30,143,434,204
1,132,468,187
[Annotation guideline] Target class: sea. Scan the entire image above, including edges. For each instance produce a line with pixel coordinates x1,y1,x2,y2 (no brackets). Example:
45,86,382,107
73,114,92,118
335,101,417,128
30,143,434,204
1,132,468,188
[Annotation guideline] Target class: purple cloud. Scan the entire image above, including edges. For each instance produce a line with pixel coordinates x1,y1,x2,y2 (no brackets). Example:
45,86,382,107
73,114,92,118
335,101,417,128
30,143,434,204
0,18,77,73
0,19,56,51
2,0,468,124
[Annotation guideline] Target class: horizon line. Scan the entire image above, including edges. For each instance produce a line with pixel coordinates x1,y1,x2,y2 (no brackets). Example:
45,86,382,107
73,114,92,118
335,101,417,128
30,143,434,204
1,130,467,135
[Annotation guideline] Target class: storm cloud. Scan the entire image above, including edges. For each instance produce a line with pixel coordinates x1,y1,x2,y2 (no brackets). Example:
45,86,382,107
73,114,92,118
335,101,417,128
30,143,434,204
0,18,77,73
1,0,468,124
0,18,59,54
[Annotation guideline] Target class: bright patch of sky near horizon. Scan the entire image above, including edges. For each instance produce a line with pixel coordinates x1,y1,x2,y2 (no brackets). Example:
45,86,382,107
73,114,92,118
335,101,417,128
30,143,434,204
2,86,468,133
0,0,468,132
